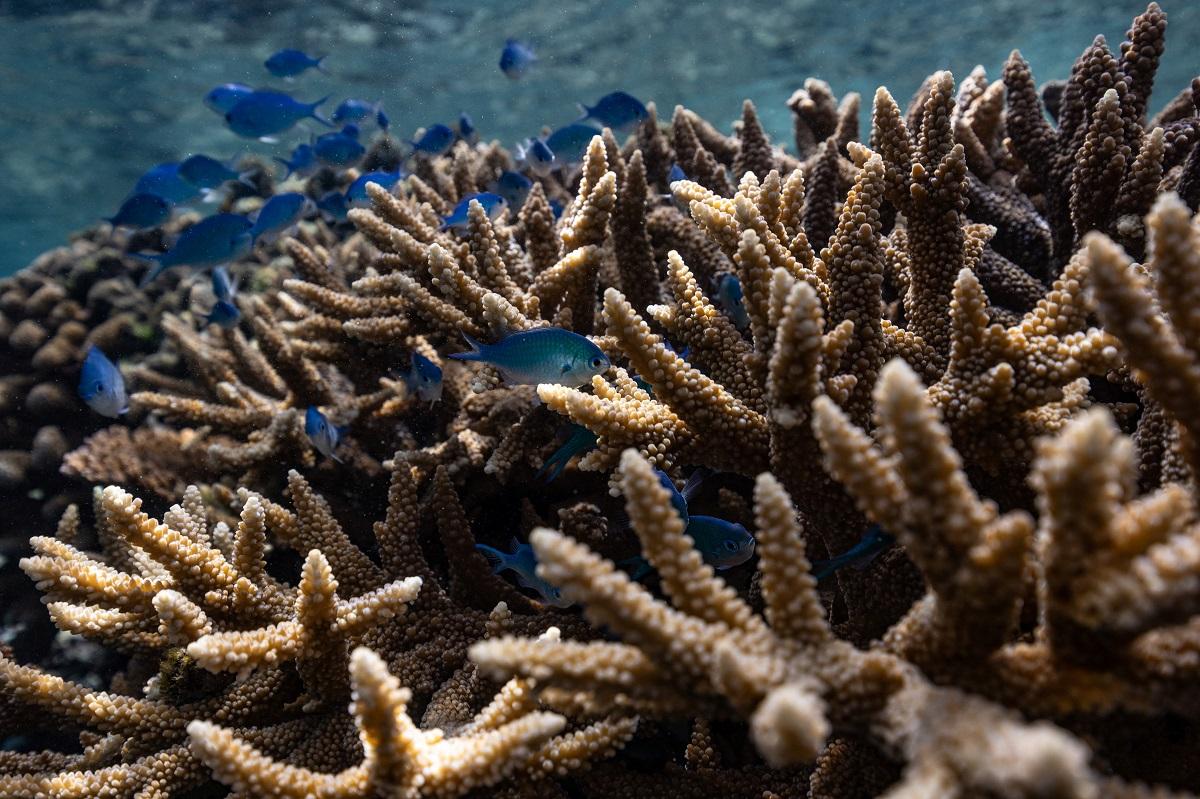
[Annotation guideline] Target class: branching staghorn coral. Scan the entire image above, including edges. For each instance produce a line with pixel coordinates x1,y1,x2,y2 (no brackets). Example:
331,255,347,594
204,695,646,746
5,4,1200,796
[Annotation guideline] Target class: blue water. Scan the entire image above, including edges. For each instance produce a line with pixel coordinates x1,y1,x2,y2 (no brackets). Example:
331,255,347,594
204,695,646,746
0,0,1196,274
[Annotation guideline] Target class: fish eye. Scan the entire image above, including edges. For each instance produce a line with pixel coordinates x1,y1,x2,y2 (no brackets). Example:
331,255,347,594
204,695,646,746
590,357,603,368
723,540,739,552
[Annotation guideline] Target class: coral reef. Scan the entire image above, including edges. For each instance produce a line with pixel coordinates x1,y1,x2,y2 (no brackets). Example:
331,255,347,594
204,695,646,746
4,3,1200,796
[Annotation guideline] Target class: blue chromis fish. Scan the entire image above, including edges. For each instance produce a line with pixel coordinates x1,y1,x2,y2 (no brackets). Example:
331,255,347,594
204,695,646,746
305,406,345,463
316,191,350,222
535,423,598,482
516,138,555,177
211,265,236,303
686,515,756,570
78,346,128,418
440,192,507,230
178,155,254,194
204,300,240,329
137,213,254,286
401,352,443,404
106,193,171,229
410,124,456,156
134,163,199,204
476,540,571,608
545,123,600,167
225,91,331,140
579,91,648,132
264,48,327,78
204,82,254,114
250,192,310,242
274,143,318,180
331,98,380,125
499,39,537,79
314,127,365,167
346,168,406,207
667,163,688,184
457,112,477,143
717,274,750,330
449,327,610,387
813,525,895,581
489,171,533,210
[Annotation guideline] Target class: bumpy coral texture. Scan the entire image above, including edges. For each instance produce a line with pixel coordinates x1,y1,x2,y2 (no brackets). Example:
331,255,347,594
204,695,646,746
4,3,1200,796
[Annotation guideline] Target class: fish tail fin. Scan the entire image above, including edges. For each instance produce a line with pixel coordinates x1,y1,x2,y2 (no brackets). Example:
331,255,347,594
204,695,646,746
236,170,257,189
314,56,331,75
577,102,591,118
474,544,507,573
132,254,166,288
308,96,334,127
535,449,569,483
446,332,485,362
272,157,295,180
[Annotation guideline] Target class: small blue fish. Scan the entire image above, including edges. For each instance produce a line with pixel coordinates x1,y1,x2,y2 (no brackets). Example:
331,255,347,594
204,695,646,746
314,127,365,167
305,406,345,463
686,515,756,570
476,540,571,608
331,98,380,125
516,138,555,177
813,525,895,581
448,327,610,387
545,123,600,168
211,266,236,303
549,199,565,219
440,192,508,230
499,39,537,79
106,193,171,229
410,124,456,156
717,274,750,330
376,108,390,132
178,155,254,192
579,91,648,132
489,171,533,210
535,423,598,482
137,213,254,286
457,112,477,143
274,143,318,180
204,83,254,114
654,467,706,525
316,191,350,221
265,49,326,78
250,192,309,242
134,163,199,204
78,346,127,418
667,163,688,184
225,91,331,140
345,169,406,207
401,352,443,404
204,299,241,329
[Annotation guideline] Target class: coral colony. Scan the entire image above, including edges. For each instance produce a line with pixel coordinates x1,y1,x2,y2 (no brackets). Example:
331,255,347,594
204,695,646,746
5,4,1200,797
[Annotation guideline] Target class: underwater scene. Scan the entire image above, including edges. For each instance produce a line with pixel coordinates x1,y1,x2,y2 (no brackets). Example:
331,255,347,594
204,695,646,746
4,0,1200,796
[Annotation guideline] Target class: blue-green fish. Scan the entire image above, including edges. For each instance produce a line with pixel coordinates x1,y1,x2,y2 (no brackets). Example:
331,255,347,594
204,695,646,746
499,39,537,79
579,91,648,132
137,213,253,286
265,48,327,78
651,467,755,570
225,91,331,140
717,274,750,330
813,525,894,581
332,98,380,125
410,124,455,156
346,168,406,207
440,192,507,230
178,155,254,192
250,192,310,242
274,143,318,180
535,423,598,482
489,171,533,210
204,83,254,114
449,327,609,387
211,266,236,303
476,540,571,608
106,193,171,229
134,163,199,204
305,406,344,463
78,346,127,418
516,138,554,177
314,126,365,167
316,191,350,221
401,352,443,404
544,123,598,167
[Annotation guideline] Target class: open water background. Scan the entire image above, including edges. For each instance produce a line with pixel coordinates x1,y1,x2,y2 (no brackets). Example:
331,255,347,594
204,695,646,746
0,0,1197,273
